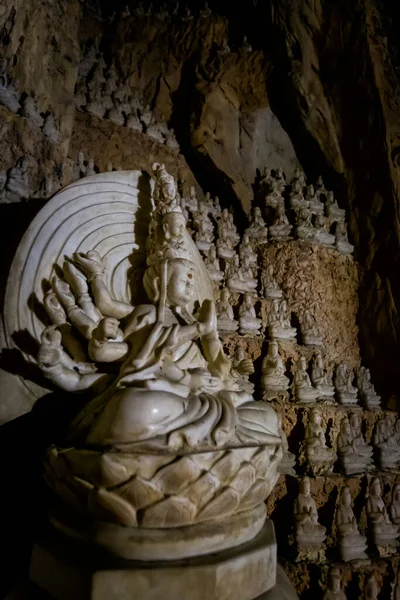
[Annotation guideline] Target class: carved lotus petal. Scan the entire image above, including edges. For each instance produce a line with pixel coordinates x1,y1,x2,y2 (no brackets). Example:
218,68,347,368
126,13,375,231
183,471,220,510
210,451,241,485
141,496,197,528
197,487,240,522
153,457,201,495
229,463,256,496
115,476,164,511
88,488,137,526
238,479,268,512
252,447,273,475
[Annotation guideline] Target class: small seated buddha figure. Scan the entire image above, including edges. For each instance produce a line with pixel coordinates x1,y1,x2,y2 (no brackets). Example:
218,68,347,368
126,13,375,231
268,299,297,340
211,195,222,218
261,341,289,396
313,213,335,246
193,201,214,252
306,184,324,215
186,185,198,213
323,567,347,600
325,190,345,221
290,167,306,191
260,265,283,300
295,207,315,241
357,366,381,409
390,484,400,525
367,477,399,550
315,175,328,200
227,254,258,294
295,356,319,404
373,415,400,471
228,212,240,246
290,181,309,211
265,179,285,210
216,287,238,333
310,352,335,399
203,191,214,215
277,412,295,474
239,234,258,266
365,575,379,600
303,408,336,474
299,309,323,346
337,418,372,475
335,220,354,255
218,208,233,239
245,207,269,244
260,166,273,190
334,363,358,406
273,167,286,193
238,292,261,335
5,157,30,201
336,486,368,562
204,244,224,282
231,346,255,394
349,412,373,465
294,476,326,551
269,203,293,240
216,228,236,260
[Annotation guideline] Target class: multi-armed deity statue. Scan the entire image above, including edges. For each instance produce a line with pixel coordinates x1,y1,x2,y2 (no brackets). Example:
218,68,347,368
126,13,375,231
7,165,285,599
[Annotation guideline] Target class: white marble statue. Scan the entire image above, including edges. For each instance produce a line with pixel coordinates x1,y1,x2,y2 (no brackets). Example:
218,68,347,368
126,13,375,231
306,185,324,215
273,167,286,192
186,185,198,213
315,176,328,199
218,208,239,246
367,477,399,550
373,415,400,471
193,201,214,252
227,255,258,294
42,114,61,143
323,567,347,600
310,352,335,399
29,166,284,563
268,299,297,341
290,181,308,211
357,366,381,408
390,484,400,525
245,207,268,244
261,265,283,300
335,221,354,255
216,287,238,333
290,167,306,191
231,346,255,394
72,151,86,181
239,234,257,266
336,486,368,562
325,191,345,222
204,245,224,282
295,356,319,404
216,228,236,260
238,292,261,335
260,167,273,190
337,417,372,475
295,207,315,241
261,341,289,396
277,412,295,475
5,157,29,202
0,58,21,113
334,363,358,406
313,214,335,247
269,204,292,240
86,158,96,177
265,180,285,210
303,408,336,475
294,476,326,551
299,309,323,346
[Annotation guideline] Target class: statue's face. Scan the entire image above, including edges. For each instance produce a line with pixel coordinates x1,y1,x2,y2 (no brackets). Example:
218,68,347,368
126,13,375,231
164,214,185,238
371,481,381,496
270,343,278,357
301,478,310,495
300,357,306,369
209,246,216,259
255,207,261,217
342,490,351,506
167,264,195,307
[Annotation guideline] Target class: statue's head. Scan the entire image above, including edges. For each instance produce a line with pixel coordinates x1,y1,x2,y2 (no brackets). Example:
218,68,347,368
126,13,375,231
316,176,323,185
215,195,220,205
340,419,351,436
233,254,239,266
314,351,323,367
272,299,279,313
308,184,314,195
243,255,250,268
162,211,186,240
370,477,381,497
205,192,211,200
243,233,250,244
208,244,216,259
267,264,274,276
254,207,261,217
243,292,254,305
349,413,359,429
310,408,320,424
276,167,283,177
235,347,245,361
220,287,230,301
300,476,310,495
190,185,196,198
341,486,351,507
269,341,279,357
293,181,301,192
328,567,341,592
327,191,334,201
144,258,196,308
299,355,307,370
222,208,229,219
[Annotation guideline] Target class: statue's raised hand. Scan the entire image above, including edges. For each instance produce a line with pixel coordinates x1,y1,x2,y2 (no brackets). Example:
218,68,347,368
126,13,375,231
52,276,76,309
196,299,217,337
63,260,89,296
236,358,255,376
73,250,104,280
43,291,67,326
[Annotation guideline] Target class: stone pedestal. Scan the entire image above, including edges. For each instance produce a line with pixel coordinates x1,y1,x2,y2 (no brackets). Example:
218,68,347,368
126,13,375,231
30,521,277,600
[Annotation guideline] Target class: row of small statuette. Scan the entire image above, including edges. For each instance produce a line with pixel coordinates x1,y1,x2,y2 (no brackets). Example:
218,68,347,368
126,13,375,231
294,476,400,561
280,406,400,476
262,341,381,409
259,166,353,254
323,567,394,600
